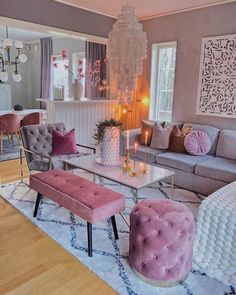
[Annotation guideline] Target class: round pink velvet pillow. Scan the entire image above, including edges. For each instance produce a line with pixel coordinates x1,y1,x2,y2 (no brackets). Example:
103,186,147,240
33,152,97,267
184,130,211,155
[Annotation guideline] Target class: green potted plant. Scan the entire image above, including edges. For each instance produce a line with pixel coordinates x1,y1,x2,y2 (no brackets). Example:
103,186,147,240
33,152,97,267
93,118,122,165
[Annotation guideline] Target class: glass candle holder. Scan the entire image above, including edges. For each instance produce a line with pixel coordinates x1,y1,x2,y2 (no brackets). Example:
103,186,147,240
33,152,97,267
123,147,131,172
130,159,138,177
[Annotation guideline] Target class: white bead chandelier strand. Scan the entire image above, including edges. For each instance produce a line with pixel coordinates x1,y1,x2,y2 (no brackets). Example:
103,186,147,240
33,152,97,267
107,5,147,105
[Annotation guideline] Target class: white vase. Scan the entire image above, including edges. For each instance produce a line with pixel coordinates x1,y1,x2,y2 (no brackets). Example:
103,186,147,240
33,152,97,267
72,79,83,100
101,127,120,166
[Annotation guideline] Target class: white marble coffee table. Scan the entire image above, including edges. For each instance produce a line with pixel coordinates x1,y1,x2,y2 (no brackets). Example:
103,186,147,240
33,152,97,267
64,155,175,203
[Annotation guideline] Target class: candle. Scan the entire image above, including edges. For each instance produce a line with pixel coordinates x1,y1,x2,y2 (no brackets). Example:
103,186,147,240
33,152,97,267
126,130,130,149
134,142,138,155
145,131,148,146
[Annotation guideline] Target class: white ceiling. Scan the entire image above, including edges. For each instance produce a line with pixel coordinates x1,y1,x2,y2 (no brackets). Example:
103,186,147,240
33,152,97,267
0,26,52,42
55,0,234,19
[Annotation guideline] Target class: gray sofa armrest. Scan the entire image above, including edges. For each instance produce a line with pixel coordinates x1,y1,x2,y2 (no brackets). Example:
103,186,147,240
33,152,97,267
120,128,141,154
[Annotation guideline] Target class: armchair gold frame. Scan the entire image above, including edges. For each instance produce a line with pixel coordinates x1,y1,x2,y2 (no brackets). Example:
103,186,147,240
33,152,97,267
20,142,96,184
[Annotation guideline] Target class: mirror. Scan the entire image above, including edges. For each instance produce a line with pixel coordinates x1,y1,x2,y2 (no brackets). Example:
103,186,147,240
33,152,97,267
0,18,108,111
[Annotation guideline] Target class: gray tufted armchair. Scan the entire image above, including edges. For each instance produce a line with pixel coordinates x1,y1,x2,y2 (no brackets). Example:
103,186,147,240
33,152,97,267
20,122,95,180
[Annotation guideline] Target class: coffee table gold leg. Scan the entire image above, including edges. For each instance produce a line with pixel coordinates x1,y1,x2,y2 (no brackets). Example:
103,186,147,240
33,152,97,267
119,212,130,228
135,189,139,204
64,162,68,171
171,175,174,200
20,147,23,183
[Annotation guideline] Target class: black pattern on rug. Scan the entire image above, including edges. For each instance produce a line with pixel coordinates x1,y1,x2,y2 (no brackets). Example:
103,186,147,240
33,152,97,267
0,177,234,295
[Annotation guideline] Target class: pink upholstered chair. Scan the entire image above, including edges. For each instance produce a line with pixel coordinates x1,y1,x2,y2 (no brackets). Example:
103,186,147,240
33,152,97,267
0,114,21,153
21,112,42,127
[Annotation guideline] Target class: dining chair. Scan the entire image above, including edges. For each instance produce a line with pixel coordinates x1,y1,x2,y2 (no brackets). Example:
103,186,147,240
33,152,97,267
0,114,21,154
21,112,42,126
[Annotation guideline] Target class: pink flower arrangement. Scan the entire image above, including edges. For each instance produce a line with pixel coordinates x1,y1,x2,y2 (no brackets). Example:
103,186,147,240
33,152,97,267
51,52,108,85
52,50,85,81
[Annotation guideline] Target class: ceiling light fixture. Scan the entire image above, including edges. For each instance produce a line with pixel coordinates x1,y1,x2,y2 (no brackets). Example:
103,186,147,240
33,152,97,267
107,5,147,105
0,27,27,82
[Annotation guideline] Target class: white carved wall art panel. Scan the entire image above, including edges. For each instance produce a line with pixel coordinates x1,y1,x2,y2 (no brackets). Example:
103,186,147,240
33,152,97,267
196,34,236,118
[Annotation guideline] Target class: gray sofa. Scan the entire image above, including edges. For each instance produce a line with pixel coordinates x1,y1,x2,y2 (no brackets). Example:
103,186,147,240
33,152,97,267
121,122,236,195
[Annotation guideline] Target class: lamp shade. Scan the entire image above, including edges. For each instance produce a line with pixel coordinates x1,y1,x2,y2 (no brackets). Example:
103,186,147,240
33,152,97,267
15,41,23,49
3,38,13,48
107,5,147,105
19,53,27,63
12,72,22,82
0,71,9,82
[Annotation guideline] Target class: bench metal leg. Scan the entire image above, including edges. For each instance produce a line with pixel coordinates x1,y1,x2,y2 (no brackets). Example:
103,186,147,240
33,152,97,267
33,192,42,217
111,216,119,240
87,222,93,257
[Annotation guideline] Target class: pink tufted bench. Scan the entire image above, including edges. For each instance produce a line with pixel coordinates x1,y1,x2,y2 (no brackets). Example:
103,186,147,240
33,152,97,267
129,199,195,287
30,169,125,257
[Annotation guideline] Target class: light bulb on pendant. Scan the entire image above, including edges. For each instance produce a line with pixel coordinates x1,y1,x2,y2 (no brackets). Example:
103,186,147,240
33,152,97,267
0,71,9,82
15,41,23,49
3,38,13,48
12,72,22,82
18,53,27,63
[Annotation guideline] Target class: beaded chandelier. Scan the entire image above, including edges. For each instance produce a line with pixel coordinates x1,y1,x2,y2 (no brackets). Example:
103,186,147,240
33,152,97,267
107,5,147,105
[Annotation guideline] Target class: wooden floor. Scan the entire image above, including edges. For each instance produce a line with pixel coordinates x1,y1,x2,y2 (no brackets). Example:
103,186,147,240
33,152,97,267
0,159,116,295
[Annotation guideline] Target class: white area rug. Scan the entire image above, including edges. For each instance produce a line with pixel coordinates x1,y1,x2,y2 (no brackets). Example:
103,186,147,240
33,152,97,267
0,173,235,295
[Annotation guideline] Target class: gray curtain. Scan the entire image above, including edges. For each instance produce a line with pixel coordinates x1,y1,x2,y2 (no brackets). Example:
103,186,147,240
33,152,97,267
85,42,107,98
40,37,53,108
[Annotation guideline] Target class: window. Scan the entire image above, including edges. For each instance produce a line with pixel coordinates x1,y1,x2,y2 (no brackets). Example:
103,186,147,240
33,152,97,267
150,42,177,122
52,56,69,98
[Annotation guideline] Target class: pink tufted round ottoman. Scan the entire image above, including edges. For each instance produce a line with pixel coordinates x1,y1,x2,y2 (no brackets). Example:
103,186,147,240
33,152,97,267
129,199,195,287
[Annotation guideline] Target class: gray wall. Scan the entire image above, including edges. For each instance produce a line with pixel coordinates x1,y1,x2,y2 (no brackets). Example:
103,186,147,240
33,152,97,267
142,2,236,129
0,0,115,38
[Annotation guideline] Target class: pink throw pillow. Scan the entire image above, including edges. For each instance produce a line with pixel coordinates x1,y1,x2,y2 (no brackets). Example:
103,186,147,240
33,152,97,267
184,130,211,156
51,128,78,156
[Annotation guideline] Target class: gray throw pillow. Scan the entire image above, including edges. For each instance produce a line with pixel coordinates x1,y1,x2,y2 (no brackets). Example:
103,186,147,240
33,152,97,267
150,123,174,149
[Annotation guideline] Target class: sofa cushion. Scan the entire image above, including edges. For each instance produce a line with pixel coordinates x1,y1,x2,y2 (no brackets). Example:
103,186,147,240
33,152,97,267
150,123,174,149
29,153,87,171
216,130,236,160
30,158,50,171
139,120,154,146
184,130,211,156
155,152,213,173
182,123,220,155
51,153,87,169
169,125,192,153
130,146,165,163
195,157,236,183
164,122,183,129
52,128,78,156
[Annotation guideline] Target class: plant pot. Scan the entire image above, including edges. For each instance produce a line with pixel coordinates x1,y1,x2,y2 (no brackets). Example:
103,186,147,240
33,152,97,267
101,126,120,166
72,79,83,100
